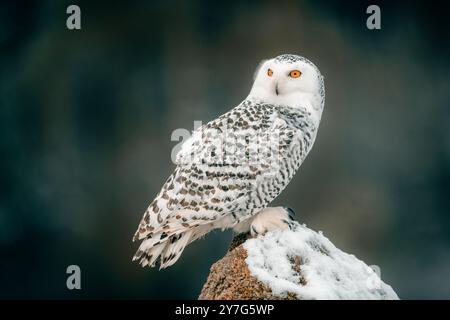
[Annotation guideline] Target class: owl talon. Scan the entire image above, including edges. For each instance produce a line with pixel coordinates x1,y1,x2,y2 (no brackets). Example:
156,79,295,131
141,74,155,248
251,225,259,237
250,206,294,236
282,219,295,230
284,207,296,221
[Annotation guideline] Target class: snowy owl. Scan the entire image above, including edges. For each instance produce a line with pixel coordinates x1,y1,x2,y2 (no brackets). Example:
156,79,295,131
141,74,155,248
133,54,325,269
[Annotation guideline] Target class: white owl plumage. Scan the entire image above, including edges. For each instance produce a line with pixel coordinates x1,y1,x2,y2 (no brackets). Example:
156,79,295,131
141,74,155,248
132,54,325,269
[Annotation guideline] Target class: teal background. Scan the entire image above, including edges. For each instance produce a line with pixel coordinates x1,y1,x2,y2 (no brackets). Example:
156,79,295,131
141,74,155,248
1,0,449,298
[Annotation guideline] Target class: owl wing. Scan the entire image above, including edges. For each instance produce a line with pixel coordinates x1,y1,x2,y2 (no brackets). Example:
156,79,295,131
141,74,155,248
133,102,314,242
133,101,272,242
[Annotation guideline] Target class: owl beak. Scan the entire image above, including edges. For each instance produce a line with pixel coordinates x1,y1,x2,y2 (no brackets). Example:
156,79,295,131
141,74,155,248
275,83,279,96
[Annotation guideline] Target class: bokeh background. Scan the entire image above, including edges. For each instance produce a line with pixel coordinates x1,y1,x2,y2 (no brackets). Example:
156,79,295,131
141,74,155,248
1,0,449,299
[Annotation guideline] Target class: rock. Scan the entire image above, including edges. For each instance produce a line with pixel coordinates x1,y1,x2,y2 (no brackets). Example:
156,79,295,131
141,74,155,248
199,233,296,300
199,222,399,300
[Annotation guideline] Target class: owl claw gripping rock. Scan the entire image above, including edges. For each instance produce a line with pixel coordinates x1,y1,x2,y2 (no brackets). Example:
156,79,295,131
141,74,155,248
132,54,325,269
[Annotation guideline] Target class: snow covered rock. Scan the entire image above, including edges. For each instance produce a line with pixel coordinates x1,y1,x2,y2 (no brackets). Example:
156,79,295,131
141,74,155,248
199,222,399,300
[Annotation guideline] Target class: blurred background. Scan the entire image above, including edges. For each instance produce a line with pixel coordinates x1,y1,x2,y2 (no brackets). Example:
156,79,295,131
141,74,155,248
1,0,449,299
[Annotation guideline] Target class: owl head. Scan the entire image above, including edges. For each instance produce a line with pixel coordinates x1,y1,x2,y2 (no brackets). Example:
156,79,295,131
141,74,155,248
248,54,325,118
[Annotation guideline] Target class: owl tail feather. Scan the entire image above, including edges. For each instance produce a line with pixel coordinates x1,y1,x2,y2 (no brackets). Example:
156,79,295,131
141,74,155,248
133,229,193,269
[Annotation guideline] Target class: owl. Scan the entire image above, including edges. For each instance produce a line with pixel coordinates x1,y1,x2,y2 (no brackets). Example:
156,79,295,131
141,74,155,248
132,54,325,269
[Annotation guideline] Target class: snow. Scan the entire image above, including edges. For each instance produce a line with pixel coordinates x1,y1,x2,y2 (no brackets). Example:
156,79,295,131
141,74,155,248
243,222,399,300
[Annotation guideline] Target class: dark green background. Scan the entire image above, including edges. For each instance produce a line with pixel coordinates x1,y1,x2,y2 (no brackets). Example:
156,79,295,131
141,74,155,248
1,0,449,299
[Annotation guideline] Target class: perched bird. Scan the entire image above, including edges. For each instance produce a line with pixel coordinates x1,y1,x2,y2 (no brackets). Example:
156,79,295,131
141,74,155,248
133,54,325,269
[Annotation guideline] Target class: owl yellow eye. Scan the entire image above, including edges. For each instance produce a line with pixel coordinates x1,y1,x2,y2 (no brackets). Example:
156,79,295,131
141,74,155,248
267,69,273,77
289,70,302,78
